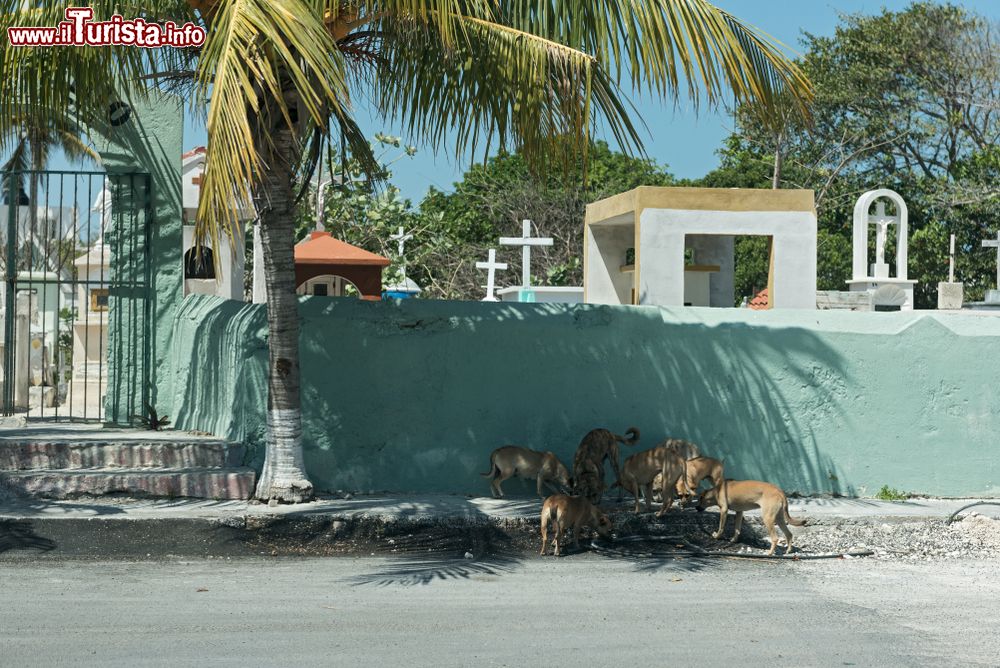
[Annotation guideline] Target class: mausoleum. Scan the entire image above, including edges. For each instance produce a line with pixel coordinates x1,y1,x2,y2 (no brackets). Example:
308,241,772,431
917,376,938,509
584,187,817,309
294,231,390,300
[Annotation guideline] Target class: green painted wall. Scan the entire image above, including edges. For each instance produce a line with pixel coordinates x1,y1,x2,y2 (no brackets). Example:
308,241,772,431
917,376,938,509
95,93,184,423
170,295,1000,497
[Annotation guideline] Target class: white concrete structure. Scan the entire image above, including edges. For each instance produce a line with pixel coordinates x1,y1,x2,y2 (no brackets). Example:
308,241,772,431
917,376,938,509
981,231,1000,304
847,189,917,310
938,233,964,310
497,286,583,303
475,249,507,302
584,187,817,309
181,147,248,301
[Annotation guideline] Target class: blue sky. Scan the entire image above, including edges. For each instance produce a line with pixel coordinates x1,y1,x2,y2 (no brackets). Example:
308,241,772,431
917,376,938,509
62,1,1000,204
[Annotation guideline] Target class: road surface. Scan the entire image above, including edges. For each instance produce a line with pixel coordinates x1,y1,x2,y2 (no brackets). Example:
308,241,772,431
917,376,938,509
2,554,998,667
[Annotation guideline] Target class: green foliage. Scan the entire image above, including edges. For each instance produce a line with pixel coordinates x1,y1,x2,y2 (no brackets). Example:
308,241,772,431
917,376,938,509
874,485,909,501
701,2,999,307
416,140,674,298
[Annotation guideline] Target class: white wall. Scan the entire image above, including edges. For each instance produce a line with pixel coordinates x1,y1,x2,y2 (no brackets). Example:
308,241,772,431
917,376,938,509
638,208,816,309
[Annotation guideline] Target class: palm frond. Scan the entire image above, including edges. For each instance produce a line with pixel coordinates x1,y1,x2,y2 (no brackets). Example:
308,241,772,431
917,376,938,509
0,2,197,142
194,0,354,252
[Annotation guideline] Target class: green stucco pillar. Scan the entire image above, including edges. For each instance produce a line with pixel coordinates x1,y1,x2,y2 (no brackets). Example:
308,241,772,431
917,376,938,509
92,92,183,424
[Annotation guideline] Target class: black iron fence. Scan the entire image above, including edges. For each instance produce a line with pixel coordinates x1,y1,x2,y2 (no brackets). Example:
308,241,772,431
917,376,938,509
2,170,152,422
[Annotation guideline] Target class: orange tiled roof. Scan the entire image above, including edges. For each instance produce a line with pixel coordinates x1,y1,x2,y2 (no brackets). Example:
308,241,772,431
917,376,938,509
294,231,390,266
749,288,769,310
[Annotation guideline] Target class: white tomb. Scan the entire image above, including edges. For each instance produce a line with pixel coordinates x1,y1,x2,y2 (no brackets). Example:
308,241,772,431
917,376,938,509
847,189,917,310
584,187,817,309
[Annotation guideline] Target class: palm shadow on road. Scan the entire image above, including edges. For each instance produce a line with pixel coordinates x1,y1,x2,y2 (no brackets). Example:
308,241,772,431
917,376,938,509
344,531,524,587
0,519,56,554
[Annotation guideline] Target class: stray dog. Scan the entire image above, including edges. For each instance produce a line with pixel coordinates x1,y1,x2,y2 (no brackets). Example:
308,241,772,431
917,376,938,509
572,427,639,503
696,480,806,555
658,456,725,506
539,494,613,556
618,445,686,516
481,446,571,498
659,438,701,461
573,459,606,503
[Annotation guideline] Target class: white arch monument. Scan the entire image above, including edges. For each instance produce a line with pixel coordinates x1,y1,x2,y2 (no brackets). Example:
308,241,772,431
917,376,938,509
847,189,917,310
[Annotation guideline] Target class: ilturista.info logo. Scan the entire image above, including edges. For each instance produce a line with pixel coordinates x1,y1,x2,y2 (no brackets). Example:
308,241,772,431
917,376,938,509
7,7,206,48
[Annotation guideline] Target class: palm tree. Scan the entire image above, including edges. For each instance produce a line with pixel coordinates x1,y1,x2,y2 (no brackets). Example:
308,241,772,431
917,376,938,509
1,1,811,503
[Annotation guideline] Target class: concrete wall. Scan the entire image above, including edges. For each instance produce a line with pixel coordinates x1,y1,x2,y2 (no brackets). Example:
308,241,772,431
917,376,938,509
95,93,183,422
169,295,1000,498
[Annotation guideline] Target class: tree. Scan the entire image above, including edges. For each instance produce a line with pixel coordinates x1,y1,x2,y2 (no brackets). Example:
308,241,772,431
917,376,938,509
415,140,674,299
2,1,812,502
708,2,1000,307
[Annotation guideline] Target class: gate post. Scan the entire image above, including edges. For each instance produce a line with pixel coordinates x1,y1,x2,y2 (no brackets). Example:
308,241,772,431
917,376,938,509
91,92,183,424
12,291,30,409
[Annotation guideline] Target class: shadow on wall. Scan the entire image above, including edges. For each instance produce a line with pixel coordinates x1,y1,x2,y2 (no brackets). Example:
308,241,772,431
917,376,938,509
171,295,853,496
170,296,268,467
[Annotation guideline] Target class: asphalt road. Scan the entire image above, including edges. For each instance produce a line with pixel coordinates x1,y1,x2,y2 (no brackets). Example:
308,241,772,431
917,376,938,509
2,554,998,667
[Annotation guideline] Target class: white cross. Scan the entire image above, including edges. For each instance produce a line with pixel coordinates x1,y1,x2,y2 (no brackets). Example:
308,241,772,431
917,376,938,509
499,219,553,288
389,226,412,257
870,201,897,275
389,226,414,281
983,231,1000,291
475,248,507,302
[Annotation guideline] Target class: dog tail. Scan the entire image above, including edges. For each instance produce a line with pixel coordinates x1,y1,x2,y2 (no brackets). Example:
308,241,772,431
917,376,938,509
480,452,500,479
615,427,640,446
784,497,806,526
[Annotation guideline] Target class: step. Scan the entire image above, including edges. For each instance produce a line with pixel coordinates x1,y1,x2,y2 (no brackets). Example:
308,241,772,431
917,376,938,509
0,440,245,471
0,467,257,500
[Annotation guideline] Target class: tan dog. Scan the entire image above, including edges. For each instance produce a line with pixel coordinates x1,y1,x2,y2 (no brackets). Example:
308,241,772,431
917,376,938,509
539,494,613,556
660,438,701,461
696,480,806,555
481,446,571,498
619,445,686,516
572,427,639,503
661,456,725,506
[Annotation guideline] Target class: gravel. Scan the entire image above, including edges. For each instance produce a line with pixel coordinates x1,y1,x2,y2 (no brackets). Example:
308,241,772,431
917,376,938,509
729,511,1000,560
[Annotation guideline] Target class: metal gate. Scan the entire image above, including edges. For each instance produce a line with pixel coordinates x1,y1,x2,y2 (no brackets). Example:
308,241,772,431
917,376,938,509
2,170,152,423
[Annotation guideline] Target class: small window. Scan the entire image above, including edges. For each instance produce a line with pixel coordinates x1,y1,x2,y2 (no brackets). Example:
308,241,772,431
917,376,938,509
311,283,329,296
91,288,109,312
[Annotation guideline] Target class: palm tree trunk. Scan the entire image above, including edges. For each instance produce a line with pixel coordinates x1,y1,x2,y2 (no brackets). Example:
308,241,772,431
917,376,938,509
771,143,783,189
252,118,314,503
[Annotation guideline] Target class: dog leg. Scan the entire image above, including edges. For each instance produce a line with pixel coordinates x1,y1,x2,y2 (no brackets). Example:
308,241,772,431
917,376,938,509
536,474,547,499
777,514,794,554
731,511,744,543
552,517,562,557
712,504,729,539
765,518,779,556
643,482,653,514
539,514,549,556
494,468,514,498
656,485,675,518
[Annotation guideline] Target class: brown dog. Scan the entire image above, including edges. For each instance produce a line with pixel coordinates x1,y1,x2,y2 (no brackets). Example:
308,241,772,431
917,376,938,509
539,494,613,556
618,445,686,516
481,446,572,498
660,456,725,506
696,480,806,555
572,427,639,503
